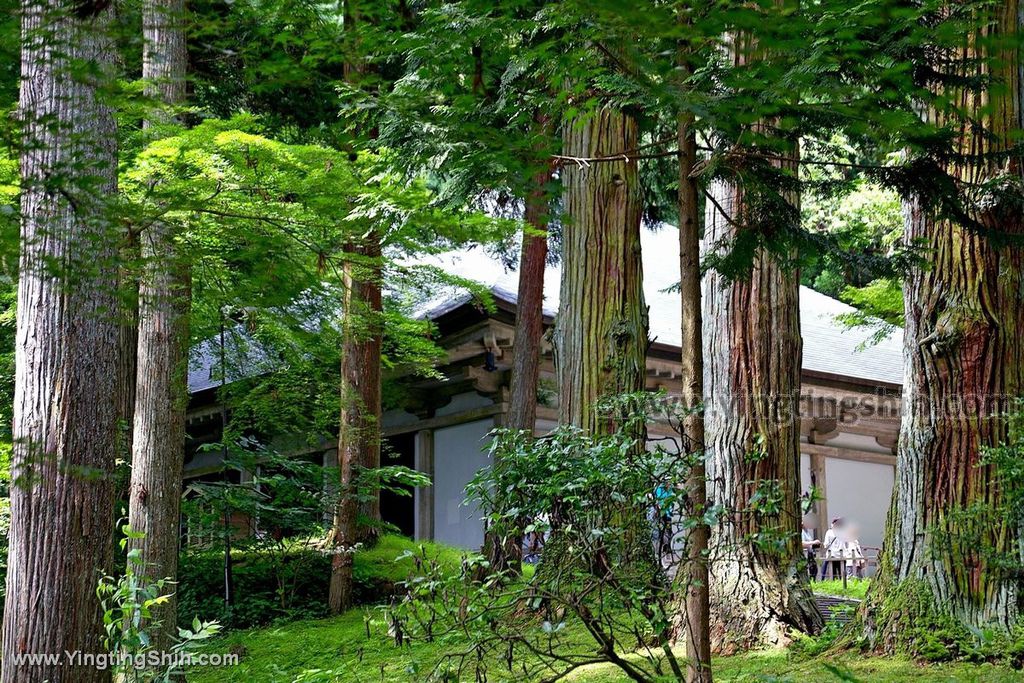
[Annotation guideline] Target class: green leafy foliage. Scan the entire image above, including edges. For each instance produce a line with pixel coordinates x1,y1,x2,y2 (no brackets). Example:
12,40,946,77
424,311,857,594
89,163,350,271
382,393,711,681
98,529,222,681
176,535,463,629
803,181,904,296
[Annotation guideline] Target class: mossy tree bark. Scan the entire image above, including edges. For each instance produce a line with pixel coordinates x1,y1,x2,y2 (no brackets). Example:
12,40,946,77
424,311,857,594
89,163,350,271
702,156,821,653
555,108,647,434
2,1,120,680
127,0,190,653
862,0,1024,644
701,14,822,652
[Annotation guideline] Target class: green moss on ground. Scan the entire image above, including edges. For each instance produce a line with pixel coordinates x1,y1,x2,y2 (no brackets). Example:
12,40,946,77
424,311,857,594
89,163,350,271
352,534,469,584
859,578,1024,666
186,607,1023,682
183,544,1021,681
177,535,472,628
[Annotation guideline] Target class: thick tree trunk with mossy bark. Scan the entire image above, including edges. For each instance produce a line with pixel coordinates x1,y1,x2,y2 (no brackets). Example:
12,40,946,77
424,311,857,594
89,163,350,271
702,168,821,652
329,238,383,614
546,105,649,597
2,2,120,680
555,108,647,433
127,0,190,654
861,0,1024,647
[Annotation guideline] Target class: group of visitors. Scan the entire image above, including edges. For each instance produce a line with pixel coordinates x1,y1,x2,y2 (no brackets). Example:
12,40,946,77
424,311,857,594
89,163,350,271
802,517,866,580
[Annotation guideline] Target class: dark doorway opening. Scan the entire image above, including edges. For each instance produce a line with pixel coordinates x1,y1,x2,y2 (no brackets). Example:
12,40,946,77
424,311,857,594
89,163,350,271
381,432,416,537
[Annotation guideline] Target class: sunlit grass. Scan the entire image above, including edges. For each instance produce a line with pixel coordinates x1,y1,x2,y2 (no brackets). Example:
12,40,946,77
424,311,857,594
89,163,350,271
814,578,870,600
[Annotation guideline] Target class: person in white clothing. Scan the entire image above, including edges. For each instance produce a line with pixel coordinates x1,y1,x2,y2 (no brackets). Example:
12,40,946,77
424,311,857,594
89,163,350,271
819,517,845,580
844,523,866,579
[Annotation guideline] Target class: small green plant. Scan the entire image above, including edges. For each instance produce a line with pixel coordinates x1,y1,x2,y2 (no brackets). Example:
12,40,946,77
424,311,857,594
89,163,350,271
792,605,854,657
97,527,221,682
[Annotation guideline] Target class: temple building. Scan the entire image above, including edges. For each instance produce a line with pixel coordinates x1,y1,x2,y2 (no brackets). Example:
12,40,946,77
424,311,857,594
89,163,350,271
183,228,903,563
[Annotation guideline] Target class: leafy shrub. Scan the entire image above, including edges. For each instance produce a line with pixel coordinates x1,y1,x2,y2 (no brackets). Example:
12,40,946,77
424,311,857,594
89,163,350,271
177,546,332,629
388,393,706,682
177,535,465,629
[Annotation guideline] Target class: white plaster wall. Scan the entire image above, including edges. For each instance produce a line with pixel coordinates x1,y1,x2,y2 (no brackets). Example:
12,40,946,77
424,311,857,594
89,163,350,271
823,457,894,557
432,418,495,549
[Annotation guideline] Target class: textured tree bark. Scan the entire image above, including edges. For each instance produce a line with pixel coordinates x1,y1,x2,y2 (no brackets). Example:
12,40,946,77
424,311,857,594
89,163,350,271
115,232,139,487
487,160,552,574
327,0,384,615
862,0,1024,643
675,114,713,682
507,167,552,435
2,2,120,681
702,152,821,653
329,237,383,614
127,0,189,653
555,108,647,433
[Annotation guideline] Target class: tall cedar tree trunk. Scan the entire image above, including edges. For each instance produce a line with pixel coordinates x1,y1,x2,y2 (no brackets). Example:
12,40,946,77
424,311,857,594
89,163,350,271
676,114,712,681
127,0,190,652
488,156,553,574
328,0,384,614
2,2,120,681
862,0,1024,643
702,153,821,652
556,109,647,433
329,239,383,614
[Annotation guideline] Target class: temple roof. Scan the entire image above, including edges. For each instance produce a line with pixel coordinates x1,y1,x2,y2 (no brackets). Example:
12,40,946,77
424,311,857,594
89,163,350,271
414,226,905,388
189,227,904,394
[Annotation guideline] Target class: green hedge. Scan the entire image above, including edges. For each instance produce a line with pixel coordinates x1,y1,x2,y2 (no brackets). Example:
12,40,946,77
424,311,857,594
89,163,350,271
176,535,470,629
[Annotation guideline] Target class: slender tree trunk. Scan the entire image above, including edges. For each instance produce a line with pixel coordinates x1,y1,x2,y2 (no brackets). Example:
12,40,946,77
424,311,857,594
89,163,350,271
328,0,384,613
341,0,383,535
507,167,552,434
329,238,383,614
676,114,712,682
127,0,189,652
115,232,139,502
862,0,1024,645
2,2,120,681
353,256,383,533
487,157,552,574
218,319,234,608
702,149,821,653
555,108,647,433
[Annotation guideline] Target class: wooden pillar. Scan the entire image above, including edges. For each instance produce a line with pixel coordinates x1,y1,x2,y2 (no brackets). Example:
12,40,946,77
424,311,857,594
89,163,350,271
810,451,828,540
414,429,435,541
